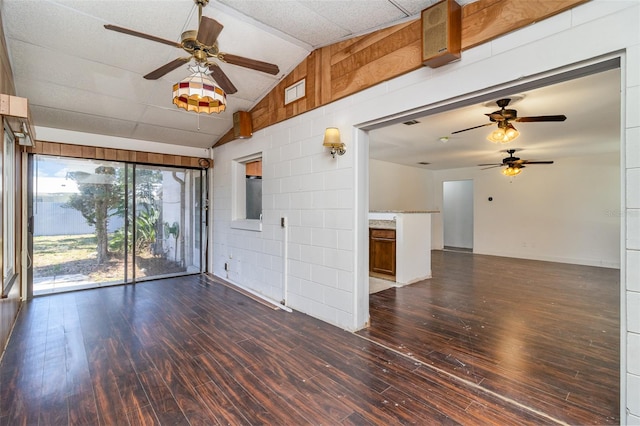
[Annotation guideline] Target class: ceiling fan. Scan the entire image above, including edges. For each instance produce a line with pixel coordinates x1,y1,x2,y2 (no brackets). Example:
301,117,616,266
103,0,279,95
452,98,567,143
478,149,554,176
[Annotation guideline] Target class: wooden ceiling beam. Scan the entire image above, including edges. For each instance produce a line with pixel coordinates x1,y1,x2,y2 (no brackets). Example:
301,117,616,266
214,0,589,148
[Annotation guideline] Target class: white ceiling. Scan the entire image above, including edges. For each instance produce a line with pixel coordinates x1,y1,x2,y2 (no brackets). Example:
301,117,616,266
1,0,475,150
1,0,621,167
369,66,621,170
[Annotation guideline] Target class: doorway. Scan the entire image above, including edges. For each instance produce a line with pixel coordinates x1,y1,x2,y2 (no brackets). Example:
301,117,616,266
360,58,622,422
443,180,473,252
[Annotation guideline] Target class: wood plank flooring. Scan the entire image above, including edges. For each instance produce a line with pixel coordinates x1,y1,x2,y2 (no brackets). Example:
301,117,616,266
0,251,619,425
359,250,620,425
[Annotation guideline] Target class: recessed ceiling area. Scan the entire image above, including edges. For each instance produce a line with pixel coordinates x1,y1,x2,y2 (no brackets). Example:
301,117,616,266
368,67,621,170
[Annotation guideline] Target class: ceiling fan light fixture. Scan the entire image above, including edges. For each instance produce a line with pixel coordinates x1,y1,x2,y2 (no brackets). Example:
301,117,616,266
172,64,226,114
487,122,519,144
502,166,522,177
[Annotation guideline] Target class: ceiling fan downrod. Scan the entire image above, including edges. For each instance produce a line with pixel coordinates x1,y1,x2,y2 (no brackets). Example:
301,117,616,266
195,0,209,25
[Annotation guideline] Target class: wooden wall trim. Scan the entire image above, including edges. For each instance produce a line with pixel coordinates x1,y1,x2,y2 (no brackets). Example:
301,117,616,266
460,0,588,50
214,0,588,148
27,141,211,169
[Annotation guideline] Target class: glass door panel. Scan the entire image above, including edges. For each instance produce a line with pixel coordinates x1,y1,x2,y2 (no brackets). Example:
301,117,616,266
32,156,126,295
133,166,203,280
31,156,206,295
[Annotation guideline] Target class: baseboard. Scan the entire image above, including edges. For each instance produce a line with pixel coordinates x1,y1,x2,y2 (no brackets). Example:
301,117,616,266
206,273,292,312
471,250,620,269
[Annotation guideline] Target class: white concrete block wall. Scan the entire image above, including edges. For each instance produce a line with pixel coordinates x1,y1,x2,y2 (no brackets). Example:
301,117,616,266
211,0,639,419
212,103,358,328
624,4,640,422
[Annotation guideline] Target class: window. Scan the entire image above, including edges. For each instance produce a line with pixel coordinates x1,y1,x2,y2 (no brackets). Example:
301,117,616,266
245,160,262,220
231,154,262,231
3,123,16,291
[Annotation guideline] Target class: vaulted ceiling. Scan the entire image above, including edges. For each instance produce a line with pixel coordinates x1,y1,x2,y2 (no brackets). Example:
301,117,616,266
1,0,620,170
1,0,475,149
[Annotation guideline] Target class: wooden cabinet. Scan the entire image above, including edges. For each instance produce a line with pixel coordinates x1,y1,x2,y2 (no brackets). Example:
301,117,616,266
369,228,396,277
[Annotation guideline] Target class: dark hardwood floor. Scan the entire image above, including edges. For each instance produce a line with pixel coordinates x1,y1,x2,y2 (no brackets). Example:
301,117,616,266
359,250,620,425
0,251,619,425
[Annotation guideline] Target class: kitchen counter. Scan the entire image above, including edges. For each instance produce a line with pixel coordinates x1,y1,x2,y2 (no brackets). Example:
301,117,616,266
368,211,433,285
369,219,395,229
370,210,439,214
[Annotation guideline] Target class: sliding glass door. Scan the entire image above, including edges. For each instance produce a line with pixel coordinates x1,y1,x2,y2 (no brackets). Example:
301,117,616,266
130,164,204,281
31,155,206,295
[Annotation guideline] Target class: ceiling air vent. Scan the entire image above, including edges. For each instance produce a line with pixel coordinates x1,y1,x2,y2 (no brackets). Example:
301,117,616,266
403,119,420,125
285,79,305,105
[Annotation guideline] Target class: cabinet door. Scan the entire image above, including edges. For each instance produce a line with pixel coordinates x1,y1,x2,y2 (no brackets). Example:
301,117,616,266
370,229,396,276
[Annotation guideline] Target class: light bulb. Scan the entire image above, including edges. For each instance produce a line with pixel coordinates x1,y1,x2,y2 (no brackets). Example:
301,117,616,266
502,166,522,177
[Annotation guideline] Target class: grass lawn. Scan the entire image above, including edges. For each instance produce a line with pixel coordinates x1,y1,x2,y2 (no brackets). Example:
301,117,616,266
34,233,186,283
34,234,98,267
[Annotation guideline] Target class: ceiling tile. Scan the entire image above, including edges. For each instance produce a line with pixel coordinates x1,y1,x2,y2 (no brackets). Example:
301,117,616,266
15,77,148,123
217,0,351,47
300,1,408,34
131,122,216,148
31,105,139,140
8,39,156,101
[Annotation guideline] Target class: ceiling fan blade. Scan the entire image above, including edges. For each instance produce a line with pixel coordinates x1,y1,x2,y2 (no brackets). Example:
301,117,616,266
480,165,502,170
218,53,280,75
207,63,238,94
516,115,567,122
197,16,224,47
144,57,190,80
451,122,494,134
521,160,554,164
104,24,182,49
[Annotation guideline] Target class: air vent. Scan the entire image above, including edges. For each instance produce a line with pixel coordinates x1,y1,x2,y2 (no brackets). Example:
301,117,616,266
417,161,431,165
285,79,305,105
403,119,420,125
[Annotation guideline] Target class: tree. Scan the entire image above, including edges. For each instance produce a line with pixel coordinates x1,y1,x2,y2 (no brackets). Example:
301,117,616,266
109,167,163,255
64,166,121,264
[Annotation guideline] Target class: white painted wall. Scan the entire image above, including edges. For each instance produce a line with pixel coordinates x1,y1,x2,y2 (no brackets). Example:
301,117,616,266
211,2,639,420
370,153,620,266
212,121,357,327
395,213,432,284
369,159,434,211
431,153,621,267
443,180,473,249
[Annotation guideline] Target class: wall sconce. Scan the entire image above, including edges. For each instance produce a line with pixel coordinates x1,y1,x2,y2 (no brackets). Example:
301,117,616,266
323,127,346,158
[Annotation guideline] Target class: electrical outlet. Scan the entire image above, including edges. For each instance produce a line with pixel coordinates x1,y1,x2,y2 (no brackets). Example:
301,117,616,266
224,262,229,271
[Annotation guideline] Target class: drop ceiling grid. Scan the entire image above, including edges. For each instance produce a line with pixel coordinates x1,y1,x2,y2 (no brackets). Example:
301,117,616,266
218,0,351,48
130,122,217,148
31,105,141,141
8,41,158,106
